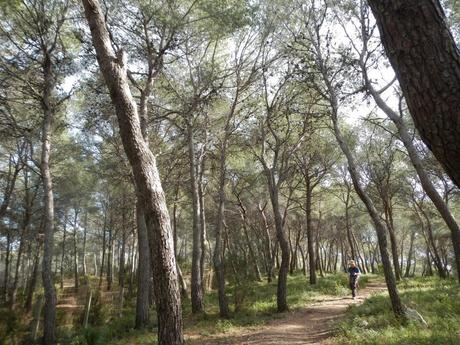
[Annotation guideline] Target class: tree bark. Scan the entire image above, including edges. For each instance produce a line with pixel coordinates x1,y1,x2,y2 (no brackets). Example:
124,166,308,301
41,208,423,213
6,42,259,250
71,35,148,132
81,1,183,342
367,0,460,188
82,210,88,276
305,179,316,284
213,140,230,317
186,123,204,313
135,201,150,328
41,50,57,345
73,208,80,291
3,231,11,302
266,176,290,312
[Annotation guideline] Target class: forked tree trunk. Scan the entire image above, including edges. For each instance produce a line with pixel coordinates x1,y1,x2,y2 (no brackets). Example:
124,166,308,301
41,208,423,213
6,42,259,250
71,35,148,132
367,0,460,189
81,1,183,342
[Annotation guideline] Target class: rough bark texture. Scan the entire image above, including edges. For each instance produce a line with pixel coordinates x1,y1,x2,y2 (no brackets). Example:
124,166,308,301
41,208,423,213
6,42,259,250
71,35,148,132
135,201,150,328
81,1,183,343
367,0,460,188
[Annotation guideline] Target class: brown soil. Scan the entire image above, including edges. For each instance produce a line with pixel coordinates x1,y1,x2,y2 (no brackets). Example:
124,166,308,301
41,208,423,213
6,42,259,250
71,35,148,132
187,282,386,345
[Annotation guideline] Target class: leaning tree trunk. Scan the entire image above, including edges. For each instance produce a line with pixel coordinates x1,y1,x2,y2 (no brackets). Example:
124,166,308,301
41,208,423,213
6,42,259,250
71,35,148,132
81,1,183,343
367,0,460,188
364,75,460,281
41,51,57,345
331,108,404,317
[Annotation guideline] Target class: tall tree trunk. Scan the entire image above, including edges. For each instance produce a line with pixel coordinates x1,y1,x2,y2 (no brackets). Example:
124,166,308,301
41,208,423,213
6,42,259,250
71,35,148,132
99,208,107,288
186,123,204,313
384,207,401,280
10,228,25,309
135,201,150,328
305,180,316,284
213,140,230,317
81,1,184,342
9,165,34,308
73,208,80,291
107,222,113,291
367,0,460,188
3,231,11,302
82,210,88,276
267,176,290,312
405,229,416,277
60,211,67,290
198,152,208,291
171,186,188,297
258,203,274,283
41,51,57,345
25,240,41,313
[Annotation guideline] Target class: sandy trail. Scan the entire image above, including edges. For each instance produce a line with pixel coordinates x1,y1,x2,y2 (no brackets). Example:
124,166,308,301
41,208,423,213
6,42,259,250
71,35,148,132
188,282,386,345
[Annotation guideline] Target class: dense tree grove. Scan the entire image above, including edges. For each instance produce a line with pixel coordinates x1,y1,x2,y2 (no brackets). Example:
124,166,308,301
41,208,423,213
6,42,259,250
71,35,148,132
1,0,459,344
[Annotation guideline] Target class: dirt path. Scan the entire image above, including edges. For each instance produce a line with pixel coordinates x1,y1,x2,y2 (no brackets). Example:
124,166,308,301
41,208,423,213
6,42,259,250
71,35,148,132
188,282,386,345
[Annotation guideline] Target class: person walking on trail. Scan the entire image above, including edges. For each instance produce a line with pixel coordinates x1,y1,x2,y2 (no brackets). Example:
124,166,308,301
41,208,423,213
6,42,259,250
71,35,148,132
348,260,361,300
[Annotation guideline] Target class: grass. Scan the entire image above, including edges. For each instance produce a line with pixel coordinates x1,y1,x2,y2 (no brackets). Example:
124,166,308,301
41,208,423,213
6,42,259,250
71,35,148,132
183,272,369,338
0,272,369,345
333,276,460,345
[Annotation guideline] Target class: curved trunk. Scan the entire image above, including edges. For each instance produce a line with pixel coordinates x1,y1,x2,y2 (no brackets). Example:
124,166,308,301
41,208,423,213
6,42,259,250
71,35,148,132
81,1,183,342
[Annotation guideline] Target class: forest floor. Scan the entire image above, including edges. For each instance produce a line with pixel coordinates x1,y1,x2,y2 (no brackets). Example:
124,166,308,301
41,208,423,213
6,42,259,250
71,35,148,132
186,281,386,345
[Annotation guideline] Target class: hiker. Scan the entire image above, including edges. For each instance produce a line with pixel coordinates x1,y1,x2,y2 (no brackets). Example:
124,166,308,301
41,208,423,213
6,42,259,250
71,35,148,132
347,260,360,300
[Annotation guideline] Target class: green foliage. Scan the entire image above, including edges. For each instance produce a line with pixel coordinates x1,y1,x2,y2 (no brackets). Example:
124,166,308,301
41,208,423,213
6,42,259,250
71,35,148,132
334,277,460,345
0,308,22,345
183,273,363,337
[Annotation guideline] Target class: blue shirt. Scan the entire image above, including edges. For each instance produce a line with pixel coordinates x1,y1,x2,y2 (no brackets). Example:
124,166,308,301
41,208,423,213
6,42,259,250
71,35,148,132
348,266,360,277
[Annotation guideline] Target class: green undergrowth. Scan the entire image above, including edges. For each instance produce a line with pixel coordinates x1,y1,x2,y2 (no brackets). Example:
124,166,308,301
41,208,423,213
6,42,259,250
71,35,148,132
333,276,460,345
62,272,362,344
0,272,370,345
184,272,370,337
